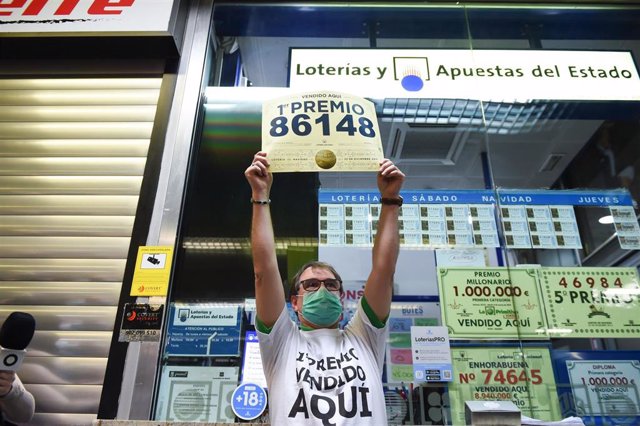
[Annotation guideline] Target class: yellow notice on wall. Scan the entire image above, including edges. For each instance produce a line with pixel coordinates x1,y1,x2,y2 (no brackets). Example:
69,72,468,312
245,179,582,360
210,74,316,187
130,246,174,296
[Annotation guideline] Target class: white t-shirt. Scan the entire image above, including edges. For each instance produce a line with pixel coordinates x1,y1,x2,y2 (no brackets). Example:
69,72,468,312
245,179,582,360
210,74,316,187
257,300,388,425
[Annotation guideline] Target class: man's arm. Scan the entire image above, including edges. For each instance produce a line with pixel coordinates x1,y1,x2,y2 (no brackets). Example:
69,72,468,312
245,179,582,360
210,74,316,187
245,152,285,327
363,159,405,321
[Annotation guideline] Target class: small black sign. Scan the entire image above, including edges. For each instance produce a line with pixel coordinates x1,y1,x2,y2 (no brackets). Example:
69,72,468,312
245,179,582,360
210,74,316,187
119,303,164,342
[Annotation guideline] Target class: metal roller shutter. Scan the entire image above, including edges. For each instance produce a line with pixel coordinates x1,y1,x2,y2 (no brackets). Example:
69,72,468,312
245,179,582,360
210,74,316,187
0,77,161,426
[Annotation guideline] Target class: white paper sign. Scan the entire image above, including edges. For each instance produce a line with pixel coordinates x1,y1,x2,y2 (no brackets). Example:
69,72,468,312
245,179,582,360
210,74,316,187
241,331,267,389
290,49,640,101
435,248,487,267
410,326,453,382
155,365,239,422
261,90,383,172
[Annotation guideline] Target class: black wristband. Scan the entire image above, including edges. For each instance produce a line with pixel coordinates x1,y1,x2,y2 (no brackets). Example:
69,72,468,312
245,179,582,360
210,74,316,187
380,196,403,206
251,198,271,205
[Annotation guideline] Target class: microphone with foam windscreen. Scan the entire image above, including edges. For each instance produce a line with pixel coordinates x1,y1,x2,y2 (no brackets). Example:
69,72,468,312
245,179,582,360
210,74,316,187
0,312,36,371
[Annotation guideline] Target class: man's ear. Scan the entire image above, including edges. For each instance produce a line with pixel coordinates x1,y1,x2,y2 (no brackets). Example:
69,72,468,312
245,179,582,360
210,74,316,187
290,295,300,311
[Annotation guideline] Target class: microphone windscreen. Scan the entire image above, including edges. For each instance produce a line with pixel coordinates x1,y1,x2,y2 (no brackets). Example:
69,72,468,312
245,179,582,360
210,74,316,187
0,312,36,350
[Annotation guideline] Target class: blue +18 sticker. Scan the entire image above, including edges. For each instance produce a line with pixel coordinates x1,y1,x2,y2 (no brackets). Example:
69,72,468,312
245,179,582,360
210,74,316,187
231,382,268,421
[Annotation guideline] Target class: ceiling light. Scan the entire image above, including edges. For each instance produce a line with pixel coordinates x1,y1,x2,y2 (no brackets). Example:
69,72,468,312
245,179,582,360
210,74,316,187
598,215,614,224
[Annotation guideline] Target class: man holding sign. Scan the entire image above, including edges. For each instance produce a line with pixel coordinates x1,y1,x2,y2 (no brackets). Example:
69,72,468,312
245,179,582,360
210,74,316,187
245,151,404,425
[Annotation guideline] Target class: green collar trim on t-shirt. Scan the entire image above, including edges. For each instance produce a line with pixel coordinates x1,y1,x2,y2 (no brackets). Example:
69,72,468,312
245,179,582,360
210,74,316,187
300,323,314,331
361,295,388,328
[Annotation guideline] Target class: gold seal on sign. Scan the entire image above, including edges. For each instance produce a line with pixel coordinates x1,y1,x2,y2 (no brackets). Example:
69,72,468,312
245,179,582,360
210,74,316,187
315,149,337,169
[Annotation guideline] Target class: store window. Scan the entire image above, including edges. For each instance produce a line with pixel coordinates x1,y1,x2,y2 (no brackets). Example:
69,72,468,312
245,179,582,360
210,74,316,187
155,3,640,425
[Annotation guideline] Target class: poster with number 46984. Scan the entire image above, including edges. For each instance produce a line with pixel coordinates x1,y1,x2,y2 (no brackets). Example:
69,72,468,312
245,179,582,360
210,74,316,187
261,90,383,173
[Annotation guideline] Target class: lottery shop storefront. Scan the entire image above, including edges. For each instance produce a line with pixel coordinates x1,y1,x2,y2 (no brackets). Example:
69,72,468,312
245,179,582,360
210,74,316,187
137,2,640,425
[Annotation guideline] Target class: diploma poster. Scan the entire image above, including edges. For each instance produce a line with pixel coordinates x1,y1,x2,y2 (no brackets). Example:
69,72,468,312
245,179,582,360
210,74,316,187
552,350,640,426
437,267,548,339
261,90,383,172
155,365,239,422
539,267,640,338
166,303,242,356
130,245,174,296
386,302,441,384
567,360,640,417
449,347,562,424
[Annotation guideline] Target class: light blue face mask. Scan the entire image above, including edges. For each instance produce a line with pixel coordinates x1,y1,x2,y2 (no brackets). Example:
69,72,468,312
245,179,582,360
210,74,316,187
301,286,342,327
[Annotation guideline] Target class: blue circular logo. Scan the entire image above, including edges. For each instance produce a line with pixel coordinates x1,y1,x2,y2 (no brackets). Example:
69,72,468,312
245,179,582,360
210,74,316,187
401,74,424,91
231,383,268,420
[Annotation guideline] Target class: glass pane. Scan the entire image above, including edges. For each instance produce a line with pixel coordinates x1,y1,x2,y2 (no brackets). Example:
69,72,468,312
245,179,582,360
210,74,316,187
468,5,640,424
158,3,640,425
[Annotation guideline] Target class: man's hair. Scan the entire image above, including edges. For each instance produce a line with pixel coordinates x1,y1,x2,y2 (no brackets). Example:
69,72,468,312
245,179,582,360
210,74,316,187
289,260,343,297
